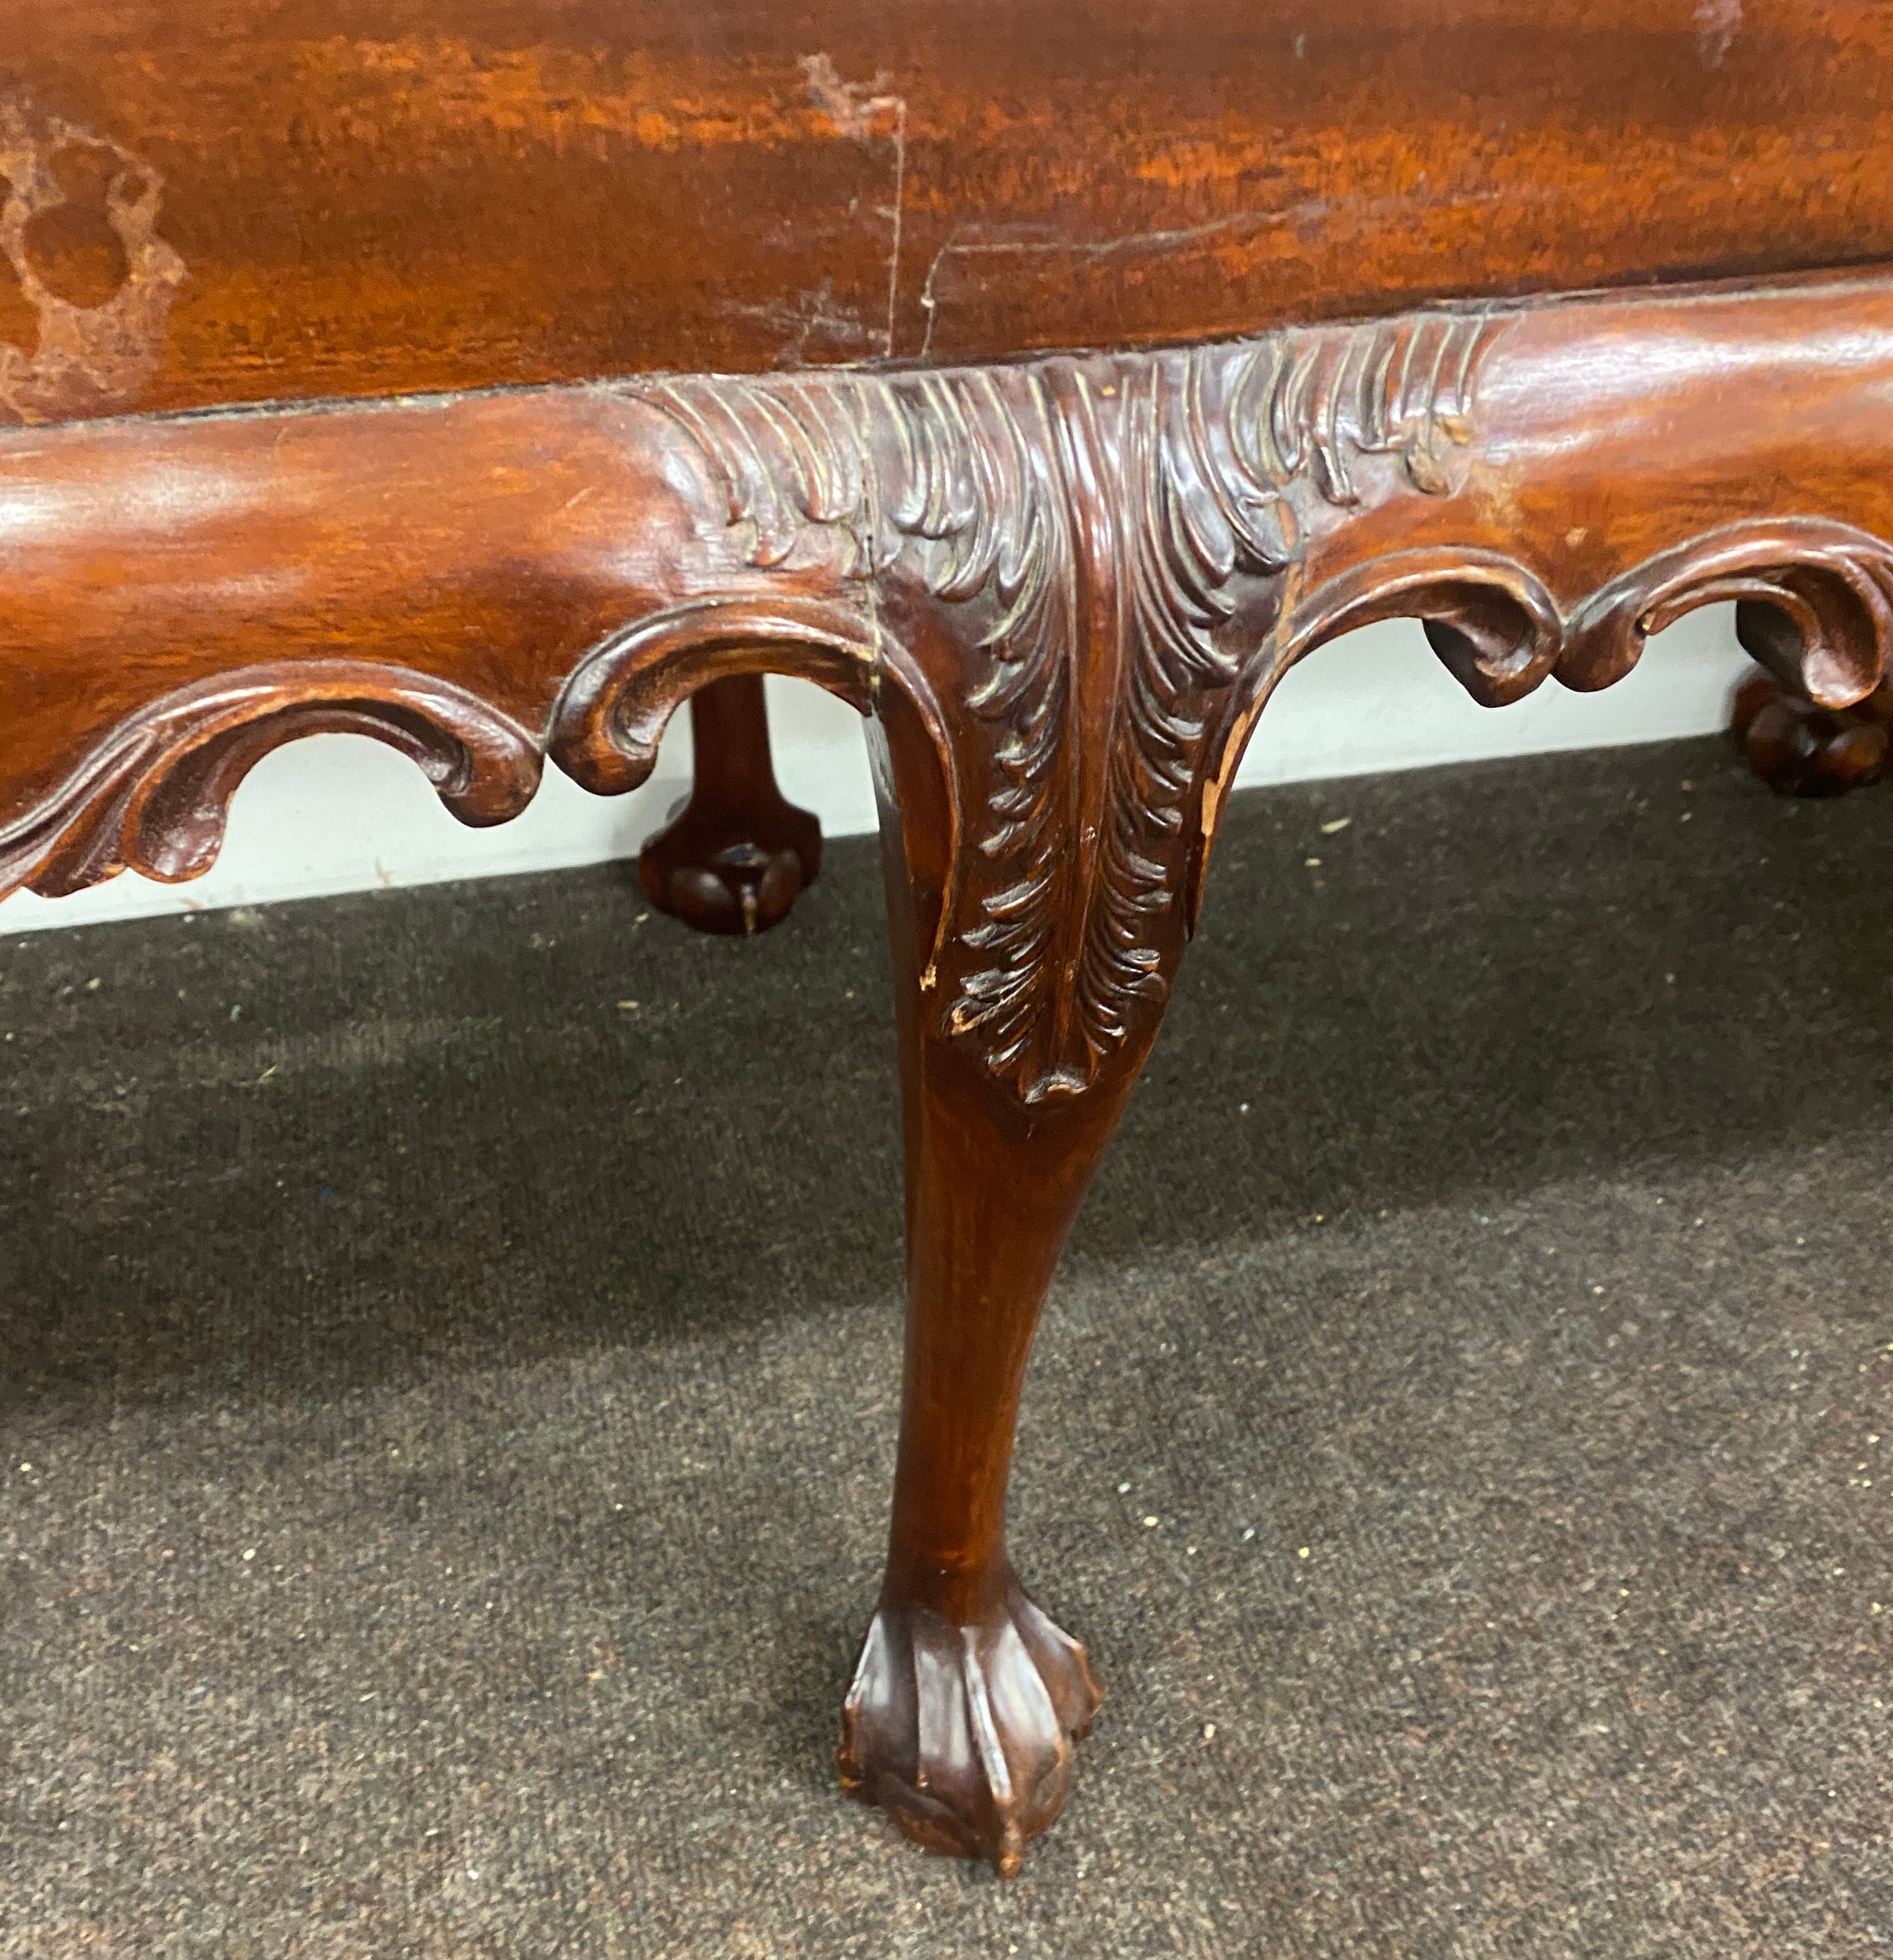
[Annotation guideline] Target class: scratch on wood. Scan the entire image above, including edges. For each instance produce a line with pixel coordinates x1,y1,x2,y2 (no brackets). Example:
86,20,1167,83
720,281,882,366
922,204,1340,307
917,192,1516,357
800,53,906,360
0,90,185,424
923,212,1282,358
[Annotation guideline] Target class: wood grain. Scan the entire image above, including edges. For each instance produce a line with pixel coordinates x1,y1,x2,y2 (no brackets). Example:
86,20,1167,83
12,266,1893,1871
5,1,1893,421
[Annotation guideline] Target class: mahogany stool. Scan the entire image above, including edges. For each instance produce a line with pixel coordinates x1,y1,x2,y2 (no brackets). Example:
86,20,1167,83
5,1,1891,1872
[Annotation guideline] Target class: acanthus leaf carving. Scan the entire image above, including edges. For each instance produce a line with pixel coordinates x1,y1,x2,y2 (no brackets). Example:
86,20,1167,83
8,285,1888,1112
638,308,1501,1101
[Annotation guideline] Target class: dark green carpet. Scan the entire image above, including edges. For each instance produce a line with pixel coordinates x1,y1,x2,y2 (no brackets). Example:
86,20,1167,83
2,735,1890,1957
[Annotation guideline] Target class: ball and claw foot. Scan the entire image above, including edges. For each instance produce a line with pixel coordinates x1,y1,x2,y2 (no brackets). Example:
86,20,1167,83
837,1569,1102,1877
636,673,822,935
641,830,816,935
1732,666,1893,797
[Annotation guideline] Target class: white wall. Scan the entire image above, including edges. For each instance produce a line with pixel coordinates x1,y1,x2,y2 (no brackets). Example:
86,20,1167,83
0,611,1751,935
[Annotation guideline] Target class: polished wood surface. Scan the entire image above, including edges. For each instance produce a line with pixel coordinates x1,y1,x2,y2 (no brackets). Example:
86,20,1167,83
10,0,1893,1882
1732,665,1893,796
7,2,1893,422
7,276,1893,901
7,270,1893,1869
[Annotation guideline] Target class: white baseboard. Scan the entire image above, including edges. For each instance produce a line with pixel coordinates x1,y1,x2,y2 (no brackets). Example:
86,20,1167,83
0,610,1752,936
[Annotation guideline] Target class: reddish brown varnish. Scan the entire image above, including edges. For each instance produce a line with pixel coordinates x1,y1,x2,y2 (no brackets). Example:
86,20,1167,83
8,0,1893,1874
6,271,1893,1870
1732,666,1893,795
638,675,822,935
5,1,1893,423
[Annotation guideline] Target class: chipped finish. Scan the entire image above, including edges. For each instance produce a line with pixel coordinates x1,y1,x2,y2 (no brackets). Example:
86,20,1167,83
11,2,1893,413
799,53,907,359
1696,0,1745,67
0,91,184,424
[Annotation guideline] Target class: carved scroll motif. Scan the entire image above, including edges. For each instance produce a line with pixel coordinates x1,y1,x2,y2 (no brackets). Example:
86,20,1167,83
0,664,541,899
638,310,1505,1101
1555,517,1893,708
6,284,1892,1110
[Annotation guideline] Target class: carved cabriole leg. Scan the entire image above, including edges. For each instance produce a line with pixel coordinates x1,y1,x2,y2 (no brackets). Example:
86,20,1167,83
638,672,822,934
838,835,1116,1870
835,691,1118,1877
557,289,1893,1872
751,352,1309,1872
556,594,1131,1881
15,276,1893,1877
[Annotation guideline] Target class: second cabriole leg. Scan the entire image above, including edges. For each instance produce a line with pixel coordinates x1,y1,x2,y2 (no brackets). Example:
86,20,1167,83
1730,663,1893,796
638,672,822,935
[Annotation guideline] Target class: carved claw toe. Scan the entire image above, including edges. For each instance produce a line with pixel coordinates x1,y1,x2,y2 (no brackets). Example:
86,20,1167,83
837,1574,1101,1877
